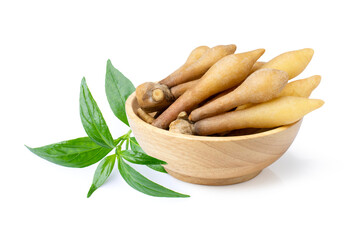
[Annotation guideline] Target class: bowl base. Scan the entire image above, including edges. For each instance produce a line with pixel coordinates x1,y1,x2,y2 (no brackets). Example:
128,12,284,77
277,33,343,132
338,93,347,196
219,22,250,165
165,168,262,186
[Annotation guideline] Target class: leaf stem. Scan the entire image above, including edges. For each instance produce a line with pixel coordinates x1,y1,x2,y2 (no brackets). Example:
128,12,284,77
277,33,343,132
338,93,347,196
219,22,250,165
126,138,129,150
117,140,125,151
125,129,132,138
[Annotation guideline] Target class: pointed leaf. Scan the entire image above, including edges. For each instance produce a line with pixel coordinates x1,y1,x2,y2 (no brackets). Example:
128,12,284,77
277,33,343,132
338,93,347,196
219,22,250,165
80,77,114,149
118,158,189,198
146,164,167,173
129,137,167,173
129,137,144,153
87,154,116,198
105,60,135,126
26,137,120,168
119,150,166,165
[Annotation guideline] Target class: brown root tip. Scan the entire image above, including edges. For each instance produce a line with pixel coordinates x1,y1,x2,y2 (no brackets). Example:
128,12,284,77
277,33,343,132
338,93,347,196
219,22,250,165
136,82,174,112
137,108,155,124
152,89,165,102
177,111,188,120
169,119,194,135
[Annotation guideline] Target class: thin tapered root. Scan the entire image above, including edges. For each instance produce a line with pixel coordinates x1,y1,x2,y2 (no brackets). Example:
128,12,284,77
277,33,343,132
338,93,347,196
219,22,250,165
235,75,321,111
189,68,288,122
194,96,324,136
160,44,237,87
170,79,200,98
160,46,210,86
137,108,155,124
260,48,314,79
152,48,265,129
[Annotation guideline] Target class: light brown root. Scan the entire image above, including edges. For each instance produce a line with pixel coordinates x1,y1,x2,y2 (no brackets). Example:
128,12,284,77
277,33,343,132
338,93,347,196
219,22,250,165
235,103,255,111
194,96,324,136
152,48,265,129
250,61,266,73
169,111,194,135
189,68,288,122
234,75,322,111
160,44,237,87
160,46,209,87
137,108,155,124
136,82,175,112
200,86,237,107
224,128,272,136
170,79,200,98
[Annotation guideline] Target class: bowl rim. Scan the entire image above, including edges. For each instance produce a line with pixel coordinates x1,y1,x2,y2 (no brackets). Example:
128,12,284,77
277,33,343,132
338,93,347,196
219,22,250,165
125,92,300,142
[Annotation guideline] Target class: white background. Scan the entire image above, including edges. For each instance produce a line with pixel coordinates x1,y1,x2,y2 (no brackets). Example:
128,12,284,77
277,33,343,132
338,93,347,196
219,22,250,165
1,0,359,239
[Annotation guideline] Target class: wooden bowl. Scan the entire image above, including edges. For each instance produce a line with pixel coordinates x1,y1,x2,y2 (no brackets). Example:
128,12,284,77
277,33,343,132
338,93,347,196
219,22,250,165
125,93,302,185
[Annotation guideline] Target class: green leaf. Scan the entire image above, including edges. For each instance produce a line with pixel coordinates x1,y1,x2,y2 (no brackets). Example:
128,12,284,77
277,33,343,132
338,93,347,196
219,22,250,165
105,59,135,126
118,157,189,198
129,137,144,153
119,150,166,165
146,164,167,173
87,154,116,198
80,77,115,149
129,137,167,173
26,137,120,168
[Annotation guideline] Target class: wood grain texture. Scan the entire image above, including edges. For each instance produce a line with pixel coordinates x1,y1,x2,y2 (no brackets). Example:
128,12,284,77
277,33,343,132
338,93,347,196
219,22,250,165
125,93,302,185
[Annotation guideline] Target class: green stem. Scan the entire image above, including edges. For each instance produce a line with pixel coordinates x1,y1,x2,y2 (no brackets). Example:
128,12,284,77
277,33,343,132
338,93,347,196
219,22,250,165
126,138,129,150
118,139,125,150
125,129,132,138
115,129,132,152
118,131,130,141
